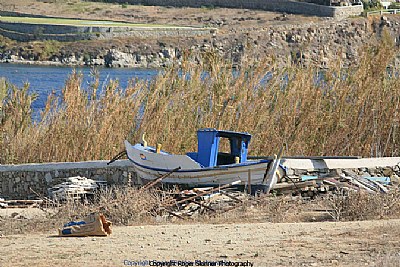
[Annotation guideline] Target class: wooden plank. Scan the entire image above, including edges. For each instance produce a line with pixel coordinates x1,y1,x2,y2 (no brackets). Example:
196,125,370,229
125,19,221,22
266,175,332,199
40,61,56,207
272,180,316,191
190,200,216,212
342,170,379,192
368,180,389,193
163,208,185,220
343,176,375,193
1,204,39,209
247,169,252,195
248,155,360,160
301,175,318,181
219,191,242,203
364,176,390,185
166,180,241,207
262,145,284,194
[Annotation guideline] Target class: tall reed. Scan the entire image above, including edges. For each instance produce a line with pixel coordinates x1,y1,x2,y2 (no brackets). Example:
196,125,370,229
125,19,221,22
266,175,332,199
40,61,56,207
1,37,399,164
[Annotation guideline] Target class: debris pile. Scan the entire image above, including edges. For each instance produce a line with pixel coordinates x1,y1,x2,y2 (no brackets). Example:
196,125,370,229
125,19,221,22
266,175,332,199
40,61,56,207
143,166,400,220
276,167,398,198
159,182,245,219
47,176,106,201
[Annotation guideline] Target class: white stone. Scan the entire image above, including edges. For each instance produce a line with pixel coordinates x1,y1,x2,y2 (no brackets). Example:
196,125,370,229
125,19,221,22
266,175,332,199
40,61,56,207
45,173,52,183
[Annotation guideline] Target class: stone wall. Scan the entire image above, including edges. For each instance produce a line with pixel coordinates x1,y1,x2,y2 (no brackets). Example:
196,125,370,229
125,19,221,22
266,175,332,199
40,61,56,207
301,0,331,5
0,160,142,200
0,20,213,42
89,0,363,18
0,11,46,18
331,5,364,19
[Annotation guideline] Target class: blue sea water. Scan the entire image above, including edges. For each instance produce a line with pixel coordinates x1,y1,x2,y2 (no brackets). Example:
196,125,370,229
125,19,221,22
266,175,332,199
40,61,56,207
0,63,158,120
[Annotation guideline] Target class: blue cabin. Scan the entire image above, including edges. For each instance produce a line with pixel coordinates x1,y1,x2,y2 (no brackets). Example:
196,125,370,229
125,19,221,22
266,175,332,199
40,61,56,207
187,128,251,167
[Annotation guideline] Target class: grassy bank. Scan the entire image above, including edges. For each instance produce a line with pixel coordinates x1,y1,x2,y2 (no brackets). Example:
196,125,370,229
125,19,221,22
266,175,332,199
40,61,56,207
0,37,399,164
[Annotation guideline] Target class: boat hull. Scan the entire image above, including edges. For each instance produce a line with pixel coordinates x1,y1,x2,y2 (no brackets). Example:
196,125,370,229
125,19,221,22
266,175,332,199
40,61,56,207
124,141,270,186
132,160,270,186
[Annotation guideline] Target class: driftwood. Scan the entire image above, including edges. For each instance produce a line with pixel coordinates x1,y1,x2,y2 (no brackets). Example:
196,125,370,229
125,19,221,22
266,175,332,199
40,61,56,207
219,191,243,203
141,167,181,190
190,199,216,212
272,180,317,191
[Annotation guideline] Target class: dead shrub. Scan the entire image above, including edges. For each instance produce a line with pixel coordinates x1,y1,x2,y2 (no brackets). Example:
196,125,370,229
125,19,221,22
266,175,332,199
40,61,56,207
56,186,173,225
325,190,400,221
253,195,306,223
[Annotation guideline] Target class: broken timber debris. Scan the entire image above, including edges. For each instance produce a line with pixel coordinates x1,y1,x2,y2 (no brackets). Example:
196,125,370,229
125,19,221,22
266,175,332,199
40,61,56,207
48,176,105,201
158,180,243,219
155,164,399,219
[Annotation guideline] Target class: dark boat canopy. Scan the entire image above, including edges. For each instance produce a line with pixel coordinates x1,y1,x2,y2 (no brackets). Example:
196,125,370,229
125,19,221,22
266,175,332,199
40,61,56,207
187,128,252,167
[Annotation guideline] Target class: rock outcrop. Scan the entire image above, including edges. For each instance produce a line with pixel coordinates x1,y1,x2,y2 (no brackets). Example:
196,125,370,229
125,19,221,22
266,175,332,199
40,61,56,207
1,16,399,69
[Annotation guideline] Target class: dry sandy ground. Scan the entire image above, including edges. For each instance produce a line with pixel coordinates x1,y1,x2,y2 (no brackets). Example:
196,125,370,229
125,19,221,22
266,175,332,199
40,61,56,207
1,219,400,267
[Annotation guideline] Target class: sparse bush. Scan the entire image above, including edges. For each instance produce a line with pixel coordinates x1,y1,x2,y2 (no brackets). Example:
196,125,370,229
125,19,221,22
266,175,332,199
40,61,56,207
362,0,383,10
40,40,62,60
325,190,400,221
57,186,172,225
252,195,307,223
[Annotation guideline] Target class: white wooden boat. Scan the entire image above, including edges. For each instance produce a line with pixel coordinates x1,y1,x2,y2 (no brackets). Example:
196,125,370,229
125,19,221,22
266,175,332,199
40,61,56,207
125,129,271,187
124,128,400,187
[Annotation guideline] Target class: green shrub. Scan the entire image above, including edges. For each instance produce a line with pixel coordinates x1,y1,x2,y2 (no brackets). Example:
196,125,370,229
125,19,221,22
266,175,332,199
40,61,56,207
362,0,383,11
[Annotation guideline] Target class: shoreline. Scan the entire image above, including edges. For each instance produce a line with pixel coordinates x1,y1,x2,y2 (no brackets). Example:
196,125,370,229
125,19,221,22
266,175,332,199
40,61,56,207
0,59,164,69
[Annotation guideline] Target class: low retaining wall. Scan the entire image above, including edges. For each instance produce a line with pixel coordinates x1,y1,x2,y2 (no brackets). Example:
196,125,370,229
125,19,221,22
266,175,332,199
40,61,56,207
0,160,141,200
0,20,213,42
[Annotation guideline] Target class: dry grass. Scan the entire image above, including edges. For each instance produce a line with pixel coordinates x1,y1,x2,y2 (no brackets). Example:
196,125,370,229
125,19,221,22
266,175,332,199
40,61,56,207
0,36,399,164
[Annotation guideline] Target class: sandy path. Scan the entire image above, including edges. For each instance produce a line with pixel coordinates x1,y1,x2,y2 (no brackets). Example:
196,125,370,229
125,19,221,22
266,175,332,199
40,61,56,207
1,219,400,267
